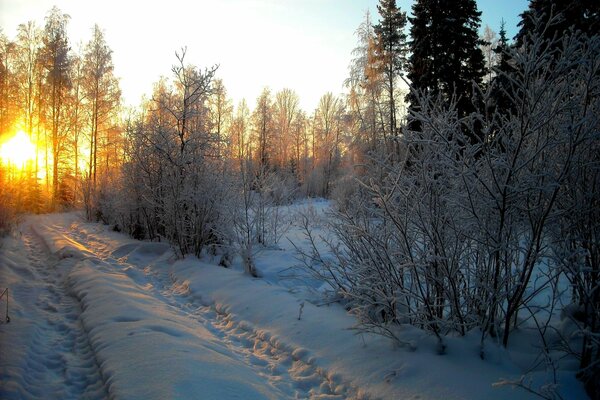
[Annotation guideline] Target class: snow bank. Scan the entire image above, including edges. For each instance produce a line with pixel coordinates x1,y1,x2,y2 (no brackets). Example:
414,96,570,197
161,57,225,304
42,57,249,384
3,211,587,400
170,259,543,400
31,217,94,259
0,217,107,399
2,215,281,399
67,258,281,399
0,234,36,397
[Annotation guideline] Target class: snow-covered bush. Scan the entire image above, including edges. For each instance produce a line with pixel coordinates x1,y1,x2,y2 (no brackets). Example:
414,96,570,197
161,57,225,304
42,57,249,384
330,174,361,213
302,167,326,198
227,162,296,276
544,34,600,395
94,50,229,257
0,184,15,237
298,21,600,382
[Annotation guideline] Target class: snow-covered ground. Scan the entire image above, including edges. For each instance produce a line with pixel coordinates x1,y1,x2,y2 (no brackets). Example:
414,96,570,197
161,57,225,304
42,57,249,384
0,202,588,399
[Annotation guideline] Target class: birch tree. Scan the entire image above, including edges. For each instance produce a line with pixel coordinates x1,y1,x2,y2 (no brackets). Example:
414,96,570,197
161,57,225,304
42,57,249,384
40,7,71,206
82,24,120,188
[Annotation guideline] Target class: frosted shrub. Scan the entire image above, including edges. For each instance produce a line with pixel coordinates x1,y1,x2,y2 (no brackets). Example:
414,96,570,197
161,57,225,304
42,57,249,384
93,50,227,257
298,24,600,379
228,164,296,277
330,174,361,213
0,190,15,237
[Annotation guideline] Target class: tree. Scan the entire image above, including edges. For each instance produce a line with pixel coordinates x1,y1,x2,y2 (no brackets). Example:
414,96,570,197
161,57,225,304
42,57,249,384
82,24,120,188
480,25,499,84
488,21,517,121
208,78,232,159
15,22,41,142
14,22,45,210
273,88,300,171
106,51,223,257
516,0,600,47
314,92,344,197
302,22,599,399
160,48,219,255
373,0,408,152
290,110,308,184
346,11,385,154
229,99,250,163
407,0,485,137
40,7,71,206
67,45,85,199
170,48,218,158
252,88,274,169
0,30,17,141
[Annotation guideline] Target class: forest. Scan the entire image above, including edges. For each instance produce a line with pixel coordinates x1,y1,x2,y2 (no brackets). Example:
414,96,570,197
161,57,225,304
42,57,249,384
0,0,599,398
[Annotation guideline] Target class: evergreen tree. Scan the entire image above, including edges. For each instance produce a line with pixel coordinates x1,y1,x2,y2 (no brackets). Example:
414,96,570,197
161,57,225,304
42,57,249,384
407,0,485,138
489,20,517,120
373,0,407,146
516,0,600,47
406,0,436,124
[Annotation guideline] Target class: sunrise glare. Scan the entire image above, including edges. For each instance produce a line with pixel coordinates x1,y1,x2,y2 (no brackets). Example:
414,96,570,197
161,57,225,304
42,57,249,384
0,130,36,168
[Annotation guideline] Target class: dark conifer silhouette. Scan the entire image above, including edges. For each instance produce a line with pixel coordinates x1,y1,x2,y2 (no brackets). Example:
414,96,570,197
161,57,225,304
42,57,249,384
516,0,600,47
407,0,485,140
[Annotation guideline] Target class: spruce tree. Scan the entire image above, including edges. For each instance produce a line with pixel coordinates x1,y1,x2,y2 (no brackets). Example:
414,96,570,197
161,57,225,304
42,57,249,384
516,0,600,47
373,0,407,146
490,21,516,119
406,0,437,120
407,0,485,139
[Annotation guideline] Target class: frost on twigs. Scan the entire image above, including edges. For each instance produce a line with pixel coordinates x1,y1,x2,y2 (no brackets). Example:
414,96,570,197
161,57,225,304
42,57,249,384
293,16,600,382
493,376,563,400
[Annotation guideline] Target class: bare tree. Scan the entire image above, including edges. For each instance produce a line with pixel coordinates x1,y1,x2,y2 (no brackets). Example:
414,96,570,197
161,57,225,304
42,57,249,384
229,99,250,163
313,92,344,197
252,88,274,170
273,88,300,170
208,78,232,158
40,7,71,207
82,24,120,188
480,24,499,83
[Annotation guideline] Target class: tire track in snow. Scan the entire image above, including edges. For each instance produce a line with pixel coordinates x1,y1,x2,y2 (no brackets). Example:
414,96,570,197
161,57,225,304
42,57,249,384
65,221,369,400
7,226,109,400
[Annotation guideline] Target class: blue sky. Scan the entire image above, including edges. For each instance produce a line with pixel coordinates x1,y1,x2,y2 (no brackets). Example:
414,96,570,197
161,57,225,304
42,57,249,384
475,0,529,35
1,0,530,111
341,0,528,38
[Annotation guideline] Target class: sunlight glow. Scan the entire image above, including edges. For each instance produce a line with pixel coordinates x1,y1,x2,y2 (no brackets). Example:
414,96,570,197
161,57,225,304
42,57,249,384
0,130,36,168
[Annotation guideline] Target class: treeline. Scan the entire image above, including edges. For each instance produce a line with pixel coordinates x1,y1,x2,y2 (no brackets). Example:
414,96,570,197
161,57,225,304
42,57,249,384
0,7,121,215
0,6,356,238
95,49,355,265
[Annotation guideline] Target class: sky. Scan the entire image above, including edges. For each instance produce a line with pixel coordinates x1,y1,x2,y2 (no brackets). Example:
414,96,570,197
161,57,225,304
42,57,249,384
1,0,530,112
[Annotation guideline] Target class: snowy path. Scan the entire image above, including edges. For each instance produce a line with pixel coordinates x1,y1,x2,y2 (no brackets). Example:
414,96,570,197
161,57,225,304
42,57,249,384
64,217,355,399
0,223,107,399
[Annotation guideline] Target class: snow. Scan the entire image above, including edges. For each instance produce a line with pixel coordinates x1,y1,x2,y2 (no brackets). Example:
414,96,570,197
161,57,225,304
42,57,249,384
0,205,589,399
68,259,278,399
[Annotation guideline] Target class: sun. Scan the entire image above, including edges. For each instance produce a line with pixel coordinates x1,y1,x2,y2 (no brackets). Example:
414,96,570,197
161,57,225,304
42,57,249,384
0,130,36,168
